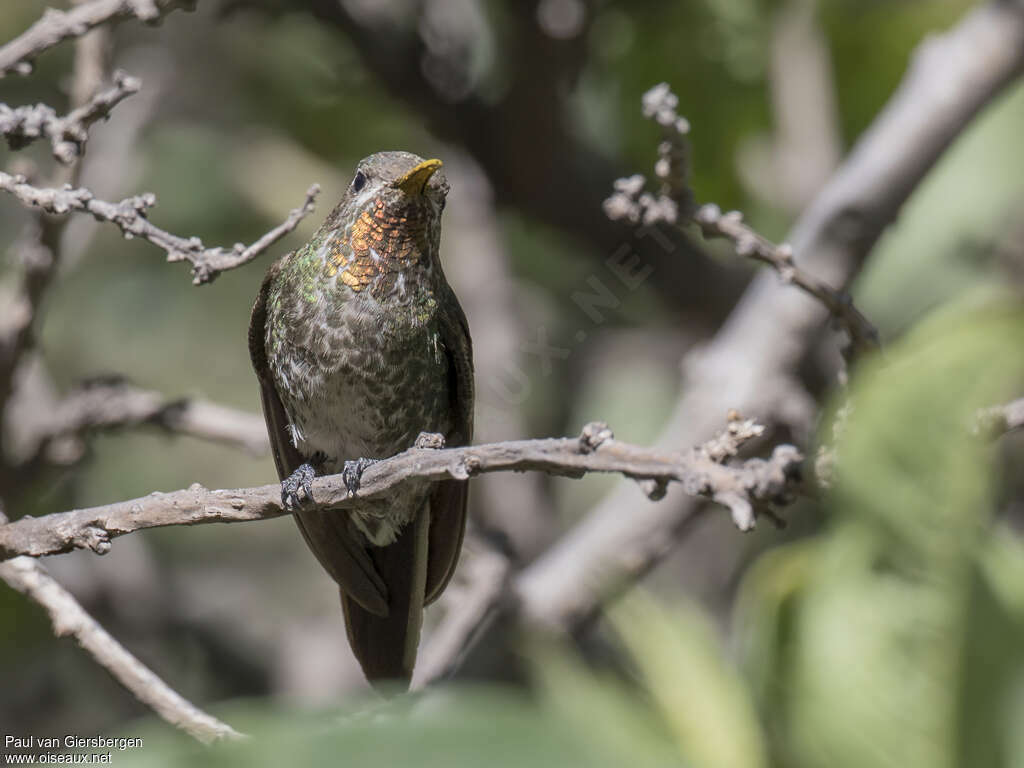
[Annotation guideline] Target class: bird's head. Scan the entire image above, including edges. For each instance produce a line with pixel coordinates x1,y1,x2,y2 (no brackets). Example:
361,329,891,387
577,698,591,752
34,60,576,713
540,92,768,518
346,151,449,220
320,151,450,296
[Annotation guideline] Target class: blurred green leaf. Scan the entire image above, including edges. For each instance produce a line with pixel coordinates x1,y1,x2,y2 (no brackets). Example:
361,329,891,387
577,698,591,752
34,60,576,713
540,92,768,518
113,685,674,768
611,594,769,768
733,538,820,714
736,300,1024,768
535,641,680,768
979,524,1024,628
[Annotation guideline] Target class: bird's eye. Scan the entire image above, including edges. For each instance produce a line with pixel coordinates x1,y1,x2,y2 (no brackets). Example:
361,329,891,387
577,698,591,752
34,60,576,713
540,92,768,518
352,172,366,192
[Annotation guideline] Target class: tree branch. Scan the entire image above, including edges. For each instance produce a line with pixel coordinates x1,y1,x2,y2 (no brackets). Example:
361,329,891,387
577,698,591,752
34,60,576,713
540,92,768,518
514,0,1024,633
412,544,512,690
0,0,195,77
1,70,140,162
0,512,243,743
19,376,269,471
604,83,880,358
0,172,320,284
0,22,115,436
693,202,880,356
416,511,713,688
419,387,1024,683
0,420,802,561
0,0,283,739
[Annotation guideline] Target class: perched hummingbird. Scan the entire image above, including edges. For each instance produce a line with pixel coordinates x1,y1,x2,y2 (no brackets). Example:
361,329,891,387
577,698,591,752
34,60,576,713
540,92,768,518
248,151,473,688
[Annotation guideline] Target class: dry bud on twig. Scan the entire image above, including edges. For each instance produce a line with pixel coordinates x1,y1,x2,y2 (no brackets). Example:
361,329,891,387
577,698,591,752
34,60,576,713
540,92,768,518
0,171,320,284
606,82,881,359
0,71,140,162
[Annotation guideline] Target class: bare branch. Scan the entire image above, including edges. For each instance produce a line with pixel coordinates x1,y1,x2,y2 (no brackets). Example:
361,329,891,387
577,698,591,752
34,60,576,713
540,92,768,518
0,172,320,284
1,70,139,163
521,0,1024,636
411,417,799,685
21,377,269,469
0,0,195,77
417,511,709,686
412,544,512,690
0,29,116,422
0,510,243,743
693,202,880,355
605,83,880,358
0,420,803,561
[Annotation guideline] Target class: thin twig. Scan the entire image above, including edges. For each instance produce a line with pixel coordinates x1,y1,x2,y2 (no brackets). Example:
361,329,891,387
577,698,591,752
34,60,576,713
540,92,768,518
1,70,140,162
0,510,243,743
604,82,881,358
0,0,195,77
0,172,320,283
693,202,880,355
0,420,803,561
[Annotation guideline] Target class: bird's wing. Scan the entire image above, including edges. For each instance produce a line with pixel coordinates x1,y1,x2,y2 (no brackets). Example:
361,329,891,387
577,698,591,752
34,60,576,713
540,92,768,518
248,257,388,616
424,287,474,604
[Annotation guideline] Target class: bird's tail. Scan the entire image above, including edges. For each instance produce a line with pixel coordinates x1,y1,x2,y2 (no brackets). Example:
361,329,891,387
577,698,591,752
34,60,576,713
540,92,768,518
340,506,430,689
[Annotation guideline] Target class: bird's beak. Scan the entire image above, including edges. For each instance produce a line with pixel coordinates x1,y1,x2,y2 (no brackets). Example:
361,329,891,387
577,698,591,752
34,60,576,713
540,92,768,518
393,158,443,195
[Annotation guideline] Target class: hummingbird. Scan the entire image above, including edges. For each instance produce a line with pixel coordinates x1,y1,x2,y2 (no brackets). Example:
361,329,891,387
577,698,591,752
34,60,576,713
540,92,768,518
248,151,473,688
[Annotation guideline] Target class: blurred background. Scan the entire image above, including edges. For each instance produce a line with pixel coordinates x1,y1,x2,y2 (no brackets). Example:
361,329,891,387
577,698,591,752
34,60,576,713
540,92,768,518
2,0,1024,765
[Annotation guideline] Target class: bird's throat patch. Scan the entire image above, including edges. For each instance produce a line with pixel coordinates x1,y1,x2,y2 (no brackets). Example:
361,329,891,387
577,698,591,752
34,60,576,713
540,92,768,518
326,198,430,295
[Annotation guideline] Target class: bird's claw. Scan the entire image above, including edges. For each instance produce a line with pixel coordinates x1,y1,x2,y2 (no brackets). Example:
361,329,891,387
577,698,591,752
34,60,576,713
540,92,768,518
281,462,316,510
342,457,378,499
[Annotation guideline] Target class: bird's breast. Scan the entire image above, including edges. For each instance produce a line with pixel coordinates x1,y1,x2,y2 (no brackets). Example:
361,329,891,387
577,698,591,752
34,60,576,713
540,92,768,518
269,301,452,468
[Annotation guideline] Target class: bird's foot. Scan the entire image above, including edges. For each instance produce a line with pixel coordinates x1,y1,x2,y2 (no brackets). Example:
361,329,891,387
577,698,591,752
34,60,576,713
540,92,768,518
281,463,316,510
281,453,326,510
342,457,378,499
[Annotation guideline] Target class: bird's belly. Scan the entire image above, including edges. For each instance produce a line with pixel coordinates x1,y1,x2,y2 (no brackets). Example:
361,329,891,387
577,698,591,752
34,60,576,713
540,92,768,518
290,337,450,462
276,323,452,545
